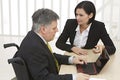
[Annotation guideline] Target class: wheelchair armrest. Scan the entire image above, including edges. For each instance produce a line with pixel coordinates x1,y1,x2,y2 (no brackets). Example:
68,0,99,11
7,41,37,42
8,57,24,65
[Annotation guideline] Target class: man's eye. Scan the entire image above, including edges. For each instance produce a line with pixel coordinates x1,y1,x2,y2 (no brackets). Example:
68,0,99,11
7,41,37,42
53,28,57,30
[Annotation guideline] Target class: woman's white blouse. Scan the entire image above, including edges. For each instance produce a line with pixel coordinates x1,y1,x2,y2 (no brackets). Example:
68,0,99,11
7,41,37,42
73,24,91,48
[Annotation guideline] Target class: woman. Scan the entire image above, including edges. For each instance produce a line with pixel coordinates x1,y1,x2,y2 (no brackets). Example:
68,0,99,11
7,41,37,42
56,1,116,55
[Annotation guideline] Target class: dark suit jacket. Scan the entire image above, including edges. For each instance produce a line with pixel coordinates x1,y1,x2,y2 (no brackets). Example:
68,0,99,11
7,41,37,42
56,19,116,55
16,31,72,80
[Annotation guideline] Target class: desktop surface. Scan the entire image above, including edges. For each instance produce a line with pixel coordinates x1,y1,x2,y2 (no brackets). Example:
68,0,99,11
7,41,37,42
59,50,119,80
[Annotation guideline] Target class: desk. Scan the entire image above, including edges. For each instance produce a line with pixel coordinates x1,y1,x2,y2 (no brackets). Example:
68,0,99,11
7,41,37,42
59,50,120,80
64,49,100,62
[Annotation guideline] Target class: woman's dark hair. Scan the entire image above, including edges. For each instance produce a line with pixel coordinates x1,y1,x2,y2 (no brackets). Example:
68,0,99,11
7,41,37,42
74,1,96,24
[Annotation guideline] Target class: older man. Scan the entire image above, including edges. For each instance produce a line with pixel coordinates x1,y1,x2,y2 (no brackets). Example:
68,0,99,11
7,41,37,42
16,8,89,80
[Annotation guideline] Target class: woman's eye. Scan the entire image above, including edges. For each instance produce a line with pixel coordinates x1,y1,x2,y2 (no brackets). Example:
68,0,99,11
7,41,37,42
76,14,83,16
79,14,83,16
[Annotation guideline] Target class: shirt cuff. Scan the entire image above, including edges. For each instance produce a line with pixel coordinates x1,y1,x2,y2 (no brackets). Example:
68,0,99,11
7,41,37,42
68,56,75,64
72,74,77,80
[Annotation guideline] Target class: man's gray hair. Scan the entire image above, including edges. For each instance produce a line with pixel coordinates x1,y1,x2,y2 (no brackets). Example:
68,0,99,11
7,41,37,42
32,8,59,32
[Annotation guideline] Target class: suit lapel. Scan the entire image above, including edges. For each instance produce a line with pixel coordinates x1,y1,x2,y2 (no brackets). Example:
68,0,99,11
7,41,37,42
70,19,78,44
29,31,51,53
84,21,95,48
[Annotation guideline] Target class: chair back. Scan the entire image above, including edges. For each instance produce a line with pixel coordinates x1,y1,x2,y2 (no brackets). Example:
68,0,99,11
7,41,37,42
8,57,30,80
4,43,32,80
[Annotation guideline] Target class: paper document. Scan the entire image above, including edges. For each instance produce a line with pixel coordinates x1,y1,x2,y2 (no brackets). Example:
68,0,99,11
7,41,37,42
90,78,106,80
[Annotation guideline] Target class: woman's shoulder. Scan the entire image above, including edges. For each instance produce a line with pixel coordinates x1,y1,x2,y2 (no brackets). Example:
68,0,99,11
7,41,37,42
67,19,76,21
66,19,77,23
62,19,78,32
91,20,106,30
65,19,78,26
92,20,104,25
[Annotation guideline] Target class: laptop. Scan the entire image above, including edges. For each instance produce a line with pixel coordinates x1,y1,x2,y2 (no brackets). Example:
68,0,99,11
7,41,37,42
76,48,110,75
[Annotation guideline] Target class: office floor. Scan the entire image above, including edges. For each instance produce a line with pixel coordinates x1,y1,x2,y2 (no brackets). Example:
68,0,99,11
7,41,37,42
0,36,120,80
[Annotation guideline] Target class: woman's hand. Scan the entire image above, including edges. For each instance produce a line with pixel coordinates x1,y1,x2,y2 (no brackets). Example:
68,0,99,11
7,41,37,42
71,47,88,55
92,45,105,54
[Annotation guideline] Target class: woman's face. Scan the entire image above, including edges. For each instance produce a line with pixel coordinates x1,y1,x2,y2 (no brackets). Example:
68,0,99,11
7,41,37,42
75,8,92,25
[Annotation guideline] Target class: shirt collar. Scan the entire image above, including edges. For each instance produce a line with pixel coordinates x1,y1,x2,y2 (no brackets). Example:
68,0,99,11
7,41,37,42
35,32,47,44
75,23,92,32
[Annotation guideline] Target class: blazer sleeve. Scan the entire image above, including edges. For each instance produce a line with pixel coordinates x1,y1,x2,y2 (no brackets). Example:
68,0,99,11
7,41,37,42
53,53,70,65
56,19,77,52
99,23,116,55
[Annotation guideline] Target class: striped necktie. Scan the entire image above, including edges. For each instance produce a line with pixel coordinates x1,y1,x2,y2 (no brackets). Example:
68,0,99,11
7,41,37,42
46,43,59,72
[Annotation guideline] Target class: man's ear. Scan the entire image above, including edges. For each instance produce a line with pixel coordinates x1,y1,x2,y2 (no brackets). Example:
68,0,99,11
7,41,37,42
89,13,93,18
40,26,46,34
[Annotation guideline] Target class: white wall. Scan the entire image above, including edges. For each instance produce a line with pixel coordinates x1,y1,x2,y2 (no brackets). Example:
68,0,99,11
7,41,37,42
0,0,120,40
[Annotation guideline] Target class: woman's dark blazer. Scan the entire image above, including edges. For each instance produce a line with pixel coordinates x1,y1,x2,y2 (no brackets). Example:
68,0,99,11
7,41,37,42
56,19,116,55
16,31,72,80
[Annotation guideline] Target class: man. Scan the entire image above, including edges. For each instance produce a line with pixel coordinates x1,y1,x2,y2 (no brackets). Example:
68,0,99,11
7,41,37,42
16,8,89,80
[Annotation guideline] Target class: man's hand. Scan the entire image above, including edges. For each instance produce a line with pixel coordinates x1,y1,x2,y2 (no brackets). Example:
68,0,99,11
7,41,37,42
72,55,87,65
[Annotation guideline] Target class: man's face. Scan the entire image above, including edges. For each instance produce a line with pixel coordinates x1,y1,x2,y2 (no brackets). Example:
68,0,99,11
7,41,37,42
43,20,58,42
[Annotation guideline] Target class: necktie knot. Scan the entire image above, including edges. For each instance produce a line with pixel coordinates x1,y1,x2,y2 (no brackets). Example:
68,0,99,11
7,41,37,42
46,43,52,52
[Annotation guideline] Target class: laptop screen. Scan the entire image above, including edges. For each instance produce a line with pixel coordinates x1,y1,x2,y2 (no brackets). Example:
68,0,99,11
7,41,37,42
95,49,110,73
